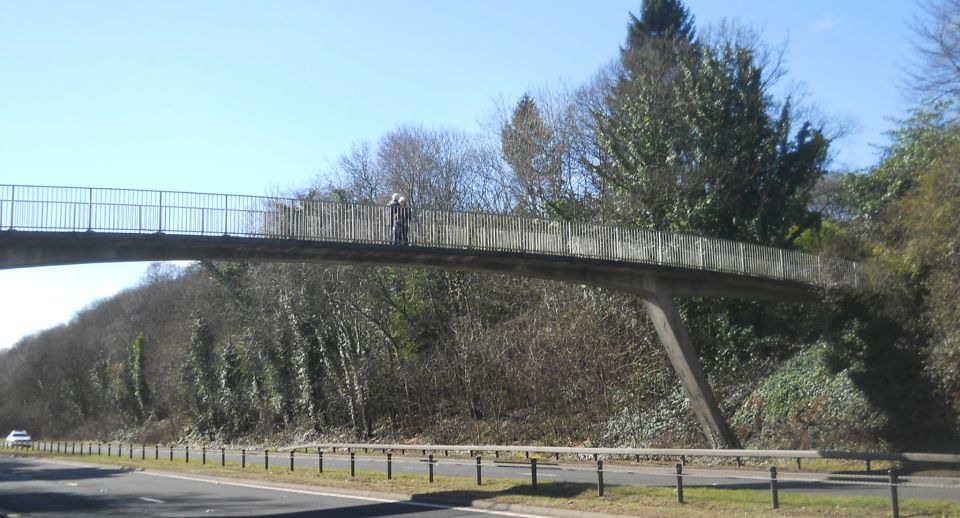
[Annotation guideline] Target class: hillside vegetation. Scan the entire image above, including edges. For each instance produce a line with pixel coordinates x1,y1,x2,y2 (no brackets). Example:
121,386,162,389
2,0,958,452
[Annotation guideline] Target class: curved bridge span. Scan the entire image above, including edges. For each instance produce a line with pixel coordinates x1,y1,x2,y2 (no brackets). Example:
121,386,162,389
0,185,858,448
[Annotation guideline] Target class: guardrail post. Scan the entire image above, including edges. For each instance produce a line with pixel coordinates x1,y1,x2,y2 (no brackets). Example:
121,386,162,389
242,449,246,468
476,456,482,486
98,442,102,456
141,444,145,460
185,445,189,463
290,450,294,471
107,443,110,456
221,448,225,467
129,443,133,459
531,458,538,490
770,466,779,509
866,459,872,472
265,449,269,470
597,459,604,497
169,445,173,461
202,446,206,465
796,457,801,470
675,463,684,504
889,469,900,518
350,452,355,477
318,450,323,473
387,453,393,480
428,454,434,483
72,442,75,455
155,444,158,460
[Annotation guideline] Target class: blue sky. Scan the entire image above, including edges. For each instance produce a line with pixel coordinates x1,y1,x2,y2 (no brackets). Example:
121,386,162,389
0,1,920,349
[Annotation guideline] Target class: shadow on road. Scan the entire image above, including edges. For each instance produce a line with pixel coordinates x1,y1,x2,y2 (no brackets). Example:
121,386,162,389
0,457,131,481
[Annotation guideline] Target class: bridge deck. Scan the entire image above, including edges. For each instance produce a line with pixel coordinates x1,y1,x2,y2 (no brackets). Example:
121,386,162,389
0,185,857,297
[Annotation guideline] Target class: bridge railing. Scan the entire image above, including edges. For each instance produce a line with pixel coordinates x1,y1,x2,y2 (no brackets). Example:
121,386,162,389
0,184,858,287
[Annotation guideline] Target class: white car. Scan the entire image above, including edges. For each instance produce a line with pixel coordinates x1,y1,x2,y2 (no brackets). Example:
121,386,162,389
4,430,32,448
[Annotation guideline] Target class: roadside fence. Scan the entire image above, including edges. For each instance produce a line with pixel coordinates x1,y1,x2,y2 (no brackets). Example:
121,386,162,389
6,440,959,518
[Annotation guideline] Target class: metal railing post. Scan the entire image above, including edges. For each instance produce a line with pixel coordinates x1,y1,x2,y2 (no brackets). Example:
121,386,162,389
350,452,355,477
476,456,482,486
428,454,434,483
597,459,604,497
770,466,779,509
889,469,900,518
87,187,93,231
530,458,538,490
387,453,392,480
318,450,323,473
675,463,684,504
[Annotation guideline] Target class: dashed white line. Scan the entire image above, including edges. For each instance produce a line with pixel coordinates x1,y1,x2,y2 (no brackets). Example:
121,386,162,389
139,497,165,504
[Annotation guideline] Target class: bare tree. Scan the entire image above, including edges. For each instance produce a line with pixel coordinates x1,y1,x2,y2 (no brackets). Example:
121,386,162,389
910,0,960,108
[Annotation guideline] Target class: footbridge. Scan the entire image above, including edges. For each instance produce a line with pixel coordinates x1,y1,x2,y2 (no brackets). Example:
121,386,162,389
0,185,858,448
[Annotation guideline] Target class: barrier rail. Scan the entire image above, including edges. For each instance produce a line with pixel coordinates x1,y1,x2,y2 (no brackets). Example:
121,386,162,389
9,440,959,517
0,184,858,287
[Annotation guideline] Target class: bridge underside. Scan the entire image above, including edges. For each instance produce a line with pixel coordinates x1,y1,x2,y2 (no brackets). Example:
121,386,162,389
1,231,821,447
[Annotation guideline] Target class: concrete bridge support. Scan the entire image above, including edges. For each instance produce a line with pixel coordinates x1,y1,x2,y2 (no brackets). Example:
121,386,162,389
643,289,739,449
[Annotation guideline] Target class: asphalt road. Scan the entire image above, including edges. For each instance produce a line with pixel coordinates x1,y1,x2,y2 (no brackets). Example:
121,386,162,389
0,455,549,517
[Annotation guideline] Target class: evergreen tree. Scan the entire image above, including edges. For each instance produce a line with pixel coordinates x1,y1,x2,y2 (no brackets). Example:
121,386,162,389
625,0,695,48
128,334,150,422
596,0,827,246
501,93,561,216
181,316,219,434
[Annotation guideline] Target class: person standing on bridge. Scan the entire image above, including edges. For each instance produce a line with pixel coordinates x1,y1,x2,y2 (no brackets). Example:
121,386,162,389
396,196,412,245
389,193,402,244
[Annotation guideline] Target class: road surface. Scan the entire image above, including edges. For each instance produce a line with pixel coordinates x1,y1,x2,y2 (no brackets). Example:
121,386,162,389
0,455,548,517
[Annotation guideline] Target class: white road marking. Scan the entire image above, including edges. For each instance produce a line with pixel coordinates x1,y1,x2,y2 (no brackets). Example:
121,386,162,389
66,482,78,486
139,497,165,503
136,471,549,517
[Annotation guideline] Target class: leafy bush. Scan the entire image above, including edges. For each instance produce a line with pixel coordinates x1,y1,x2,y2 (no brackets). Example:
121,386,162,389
731,344,887,450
